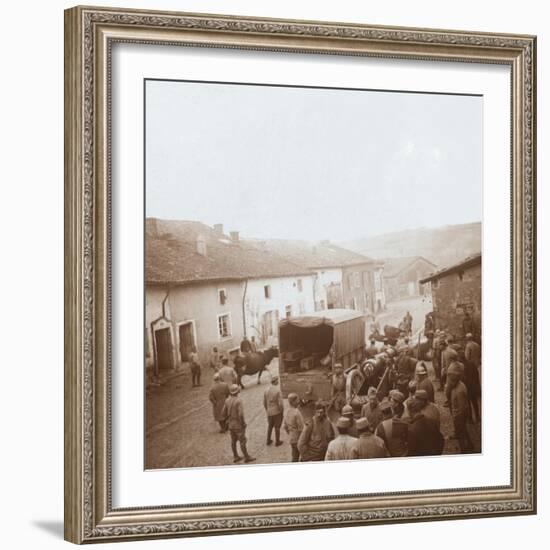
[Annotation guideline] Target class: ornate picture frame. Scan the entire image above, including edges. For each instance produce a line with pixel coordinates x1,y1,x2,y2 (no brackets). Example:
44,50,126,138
64,5,536,544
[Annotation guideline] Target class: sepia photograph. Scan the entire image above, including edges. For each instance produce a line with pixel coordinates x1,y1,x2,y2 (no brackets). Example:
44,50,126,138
144,78,483,470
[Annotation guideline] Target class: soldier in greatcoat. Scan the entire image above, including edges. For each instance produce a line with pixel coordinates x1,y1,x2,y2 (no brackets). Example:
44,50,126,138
208,373,229,432
221,385,256,463
330,363,347,413
263,376,284,446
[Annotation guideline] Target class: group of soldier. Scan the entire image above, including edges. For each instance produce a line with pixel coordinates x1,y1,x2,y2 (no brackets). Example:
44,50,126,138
204,323,481,465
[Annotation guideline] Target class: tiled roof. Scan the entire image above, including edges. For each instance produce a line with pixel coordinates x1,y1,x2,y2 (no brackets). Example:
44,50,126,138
245,239,378,270
145,219,312,284
382,256,437,278
419,253,481,284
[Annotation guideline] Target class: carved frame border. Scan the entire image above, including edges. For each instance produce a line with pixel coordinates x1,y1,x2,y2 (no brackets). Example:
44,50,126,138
64,5,536,544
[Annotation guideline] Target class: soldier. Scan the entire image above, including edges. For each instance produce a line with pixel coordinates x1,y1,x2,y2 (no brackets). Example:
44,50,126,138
415,362,434,402
325,417,358,461
283,393,304,462
330,363,347,413
188,346,202,387
355,417,388,459
208,346,221,372
431,330,444,390
240,335,252,354
264,376,284,446
298,401,335,461
218,357,237,386
221,384,256,463
441,337,459,390
365,339,378,359
208,373,230,432
447,362,473,453
404,310,413,335
341,404,358,438
396,348,417,396
406,397,444,457
376,397,409,457
464,333,482,423
414,389,440,430
360,387,384,431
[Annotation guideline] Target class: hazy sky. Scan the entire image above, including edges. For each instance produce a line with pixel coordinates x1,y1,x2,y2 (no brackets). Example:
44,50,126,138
145,80,482,241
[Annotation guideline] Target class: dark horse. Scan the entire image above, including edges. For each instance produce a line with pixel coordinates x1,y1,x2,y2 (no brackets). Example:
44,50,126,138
236,347,278,387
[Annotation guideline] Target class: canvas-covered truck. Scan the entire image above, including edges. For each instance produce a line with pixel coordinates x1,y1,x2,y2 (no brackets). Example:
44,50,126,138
278,309,366,405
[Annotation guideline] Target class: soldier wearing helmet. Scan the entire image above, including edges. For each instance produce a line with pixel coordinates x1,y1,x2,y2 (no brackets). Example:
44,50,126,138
415,362,434,402
447,362,473,453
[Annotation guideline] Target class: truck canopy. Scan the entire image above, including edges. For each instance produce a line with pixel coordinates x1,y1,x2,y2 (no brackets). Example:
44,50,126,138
279,309,365,363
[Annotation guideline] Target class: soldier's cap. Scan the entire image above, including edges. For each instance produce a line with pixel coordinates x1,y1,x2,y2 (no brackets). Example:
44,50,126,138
229,384,240,395
466,332,473,338
379,401,393,413
271,375,279,384
408,380,417,390
386,348,396,357
447,362,464,376
389,389,405,404
415,363,428,375
342,404,354,416
288,392,299,403
356,417,371,432
415,389,429,401
213,373,220,381
334,363,344,370
367,386,378,398
336,416,351,429
314,400,326,411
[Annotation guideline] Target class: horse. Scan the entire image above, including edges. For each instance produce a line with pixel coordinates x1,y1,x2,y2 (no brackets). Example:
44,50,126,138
238,347,279,386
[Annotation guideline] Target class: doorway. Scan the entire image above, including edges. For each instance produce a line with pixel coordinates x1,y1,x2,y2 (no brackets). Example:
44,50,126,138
178,322,195,362
154,328,174,371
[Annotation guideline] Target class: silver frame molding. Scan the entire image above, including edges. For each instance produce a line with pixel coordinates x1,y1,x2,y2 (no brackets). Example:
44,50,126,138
64,5,536,544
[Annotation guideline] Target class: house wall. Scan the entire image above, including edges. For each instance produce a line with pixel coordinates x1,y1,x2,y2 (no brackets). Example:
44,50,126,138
244,275,315,346
312,268,343,310
384,258,436,302
341,264,385,314
146,281,245,370
429,263,482,340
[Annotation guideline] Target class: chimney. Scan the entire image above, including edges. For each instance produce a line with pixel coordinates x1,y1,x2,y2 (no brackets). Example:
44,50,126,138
196,235,207,256
213,223,224,236
230,231,240,243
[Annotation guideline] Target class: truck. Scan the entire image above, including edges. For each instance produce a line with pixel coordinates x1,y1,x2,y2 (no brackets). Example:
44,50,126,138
278,309,366,405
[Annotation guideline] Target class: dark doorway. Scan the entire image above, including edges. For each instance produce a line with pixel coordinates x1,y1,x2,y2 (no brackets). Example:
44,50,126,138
178,322,195,362
155,328,173,371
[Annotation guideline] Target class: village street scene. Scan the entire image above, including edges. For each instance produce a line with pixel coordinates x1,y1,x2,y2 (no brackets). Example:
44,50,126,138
145,219,482,469
145,80,483,470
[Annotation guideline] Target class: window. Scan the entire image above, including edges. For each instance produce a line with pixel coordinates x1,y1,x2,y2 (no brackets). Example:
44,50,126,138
297,278,303,292
432,279,439,289
320,299,326,310
217,313,231,339
264,285,271,299
218,288,227,305
353,272,361,288
458,271,464,282
285,305,292,318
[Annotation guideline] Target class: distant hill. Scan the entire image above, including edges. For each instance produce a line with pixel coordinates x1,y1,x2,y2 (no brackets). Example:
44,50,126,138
341,222,481,268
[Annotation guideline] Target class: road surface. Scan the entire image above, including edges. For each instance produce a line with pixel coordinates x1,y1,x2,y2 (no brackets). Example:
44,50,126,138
146,296,480,469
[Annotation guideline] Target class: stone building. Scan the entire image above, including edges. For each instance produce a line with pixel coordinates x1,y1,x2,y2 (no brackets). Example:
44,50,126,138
382,256,438,302
145,219,314,379
419,253,481,341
